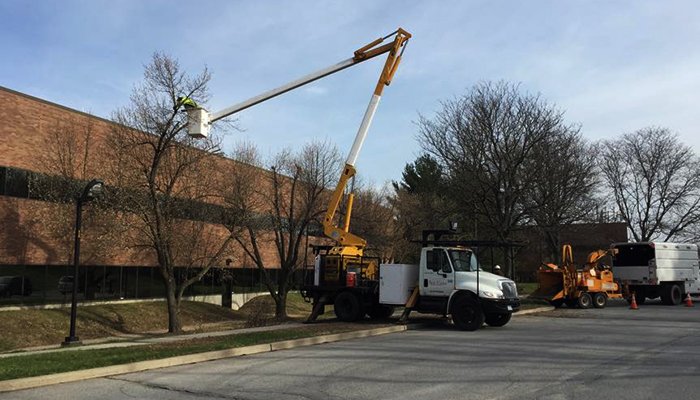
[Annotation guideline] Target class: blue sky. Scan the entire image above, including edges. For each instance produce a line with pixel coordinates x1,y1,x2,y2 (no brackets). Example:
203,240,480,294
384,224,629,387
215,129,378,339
2,1,699,187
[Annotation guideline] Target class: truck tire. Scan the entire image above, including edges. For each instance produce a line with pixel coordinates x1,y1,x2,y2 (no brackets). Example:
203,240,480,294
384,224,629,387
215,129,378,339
577,292,592,309
484,312,512,327
592,292,607,308
334,291,364,322
451,296,484,331
368,304,395,319
661,284,682,306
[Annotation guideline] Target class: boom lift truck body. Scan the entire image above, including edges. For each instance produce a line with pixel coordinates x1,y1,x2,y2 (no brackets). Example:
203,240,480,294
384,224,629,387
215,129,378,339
184,28,519,330
184,27,409,307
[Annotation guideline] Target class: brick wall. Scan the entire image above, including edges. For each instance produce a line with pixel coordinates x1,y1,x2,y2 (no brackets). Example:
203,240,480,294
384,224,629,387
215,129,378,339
0,86,301,269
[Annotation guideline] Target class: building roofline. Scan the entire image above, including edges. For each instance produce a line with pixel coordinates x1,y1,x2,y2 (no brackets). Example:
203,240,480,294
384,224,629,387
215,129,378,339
0,85,303,186
0,85,118,127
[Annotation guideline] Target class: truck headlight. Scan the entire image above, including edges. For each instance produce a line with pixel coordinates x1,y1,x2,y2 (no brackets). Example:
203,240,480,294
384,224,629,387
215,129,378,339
481,290,504,299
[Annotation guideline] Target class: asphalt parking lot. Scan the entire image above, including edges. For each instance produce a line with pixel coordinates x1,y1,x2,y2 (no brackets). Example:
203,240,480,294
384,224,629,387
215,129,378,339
6,299,700,400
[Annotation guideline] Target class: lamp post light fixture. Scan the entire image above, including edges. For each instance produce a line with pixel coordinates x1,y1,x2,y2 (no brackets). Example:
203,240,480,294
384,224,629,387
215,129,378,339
62,179,105,347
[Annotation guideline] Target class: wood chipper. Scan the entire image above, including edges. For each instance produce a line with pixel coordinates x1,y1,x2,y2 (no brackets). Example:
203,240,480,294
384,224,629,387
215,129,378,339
530,244,623,308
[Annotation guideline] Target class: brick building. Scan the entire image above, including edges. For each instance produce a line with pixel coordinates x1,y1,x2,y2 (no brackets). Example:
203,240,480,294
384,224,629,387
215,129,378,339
0,86,313,304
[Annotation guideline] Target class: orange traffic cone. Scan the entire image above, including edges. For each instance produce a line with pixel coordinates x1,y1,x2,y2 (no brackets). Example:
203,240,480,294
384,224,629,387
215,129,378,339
685,293,694,307
629,293,639,310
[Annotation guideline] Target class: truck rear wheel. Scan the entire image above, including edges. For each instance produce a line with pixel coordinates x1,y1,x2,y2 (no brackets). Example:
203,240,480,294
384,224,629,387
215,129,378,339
484,312,512,327
334,291,364,322
451,296,484,331
592,292,607,308
661,284,682,306
577,292,592,309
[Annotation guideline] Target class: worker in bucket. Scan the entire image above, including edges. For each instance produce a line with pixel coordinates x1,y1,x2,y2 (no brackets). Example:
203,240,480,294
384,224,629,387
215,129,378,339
493,265,503,276
174,96,199,111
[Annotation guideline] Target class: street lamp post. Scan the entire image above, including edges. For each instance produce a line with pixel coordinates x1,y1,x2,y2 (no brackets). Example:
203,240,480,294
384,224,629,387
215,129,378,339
63,179,104,347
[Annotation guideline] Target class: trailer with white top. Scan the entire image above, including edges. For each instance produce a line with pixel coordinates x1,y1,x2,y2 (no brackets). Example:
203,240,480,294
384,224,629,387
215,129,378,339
611,242,700,305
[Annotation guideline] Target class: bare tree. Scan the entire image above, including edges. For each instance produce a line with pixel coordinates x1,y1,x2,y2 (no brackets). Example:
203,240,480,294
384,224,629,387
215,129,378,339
418,81,567,277
32,116,99,256
109,53,235,333
600,127,700,242
224,140,341,319
30,116,124,298
343,183,394,261
522,129,599,261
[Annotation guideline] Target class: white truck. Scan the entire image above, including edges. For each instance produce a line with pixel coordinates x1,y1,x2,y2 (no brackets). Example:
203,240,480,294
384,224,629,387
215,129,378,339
304,234,521,331
611,242,700,305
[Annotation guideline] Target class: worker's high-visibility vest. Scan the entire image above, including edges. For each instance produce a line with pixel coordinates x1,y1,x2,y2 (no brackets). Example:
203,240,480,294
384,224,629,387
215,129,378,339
177,96,198,109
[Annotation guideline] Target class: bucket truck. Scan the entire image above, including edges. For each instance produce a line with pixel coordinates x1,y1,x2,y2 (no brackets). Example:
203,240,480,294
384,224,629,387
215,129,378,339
184,28,519,330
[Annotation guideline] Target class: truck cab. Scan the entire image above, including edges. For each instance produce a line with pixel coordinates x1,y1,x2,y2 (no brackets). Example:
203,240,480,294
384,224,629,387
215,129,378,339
412,246,520,330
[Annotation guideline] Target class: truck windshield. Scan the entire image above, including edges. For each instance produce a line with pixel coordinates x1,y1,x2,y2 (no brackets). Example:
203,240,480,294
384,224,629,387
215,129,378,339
613,244,654,267
448,250,478,272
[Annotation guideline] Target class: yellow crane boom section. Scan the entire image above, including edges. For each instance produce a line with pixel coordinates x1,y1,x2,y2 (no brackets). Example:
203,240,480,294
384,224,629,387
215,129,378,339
323,29,410,253
185,28,411,254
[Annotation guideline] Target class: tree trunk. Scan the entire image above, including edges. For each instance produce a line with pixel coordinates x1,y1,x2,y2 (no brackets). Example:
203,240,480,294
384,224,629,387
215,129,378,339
275,290,288,320
165,279,182,333
544,229,561,264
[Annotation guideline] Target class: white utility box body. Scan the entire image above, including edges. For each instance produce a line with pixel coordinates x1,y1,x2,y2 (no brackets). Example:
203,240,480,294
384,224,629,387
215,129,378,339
379,263,419,305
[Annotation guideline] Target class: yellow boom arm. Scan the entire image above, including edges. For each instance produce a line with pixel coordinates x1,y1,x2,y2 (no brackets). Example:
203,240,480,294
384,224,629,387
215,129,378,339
184,28,411,252
323,29,410,250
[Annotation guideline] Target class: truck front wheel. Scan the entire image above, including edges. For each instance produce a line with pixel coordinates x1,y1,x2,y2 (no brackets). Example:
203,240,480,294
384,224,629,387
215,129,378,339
451,296,484,331
334,291,364,322
484,312,512,327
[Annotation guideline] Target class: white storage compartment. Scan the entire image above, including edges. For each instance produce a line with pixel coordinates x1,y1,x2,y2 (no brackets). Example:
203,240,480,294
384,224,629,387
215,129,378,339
379,264,418,305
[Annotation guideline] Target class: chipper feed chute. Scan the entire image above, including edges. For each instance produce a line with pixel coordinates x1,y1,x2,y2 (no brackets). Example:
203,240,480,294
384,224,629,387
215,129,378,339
530,266,565,302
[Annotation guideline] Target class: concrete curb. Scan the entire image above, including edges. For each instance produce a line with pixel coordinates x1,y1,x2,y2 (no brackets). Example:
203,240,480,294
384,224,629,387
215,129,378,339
0,325,406,393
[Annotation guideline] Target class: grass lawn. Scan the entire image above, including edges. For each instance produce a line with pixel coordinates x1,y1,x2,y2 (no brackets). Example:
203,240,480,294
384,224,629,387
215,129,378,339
516,282,538,295
0,293,315,352
0,323,380,381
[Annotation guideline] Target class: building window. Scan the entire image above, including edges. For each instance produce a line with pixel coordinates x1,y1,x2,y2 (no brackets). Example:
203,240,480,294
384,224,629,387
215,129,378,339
0,166,29,198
